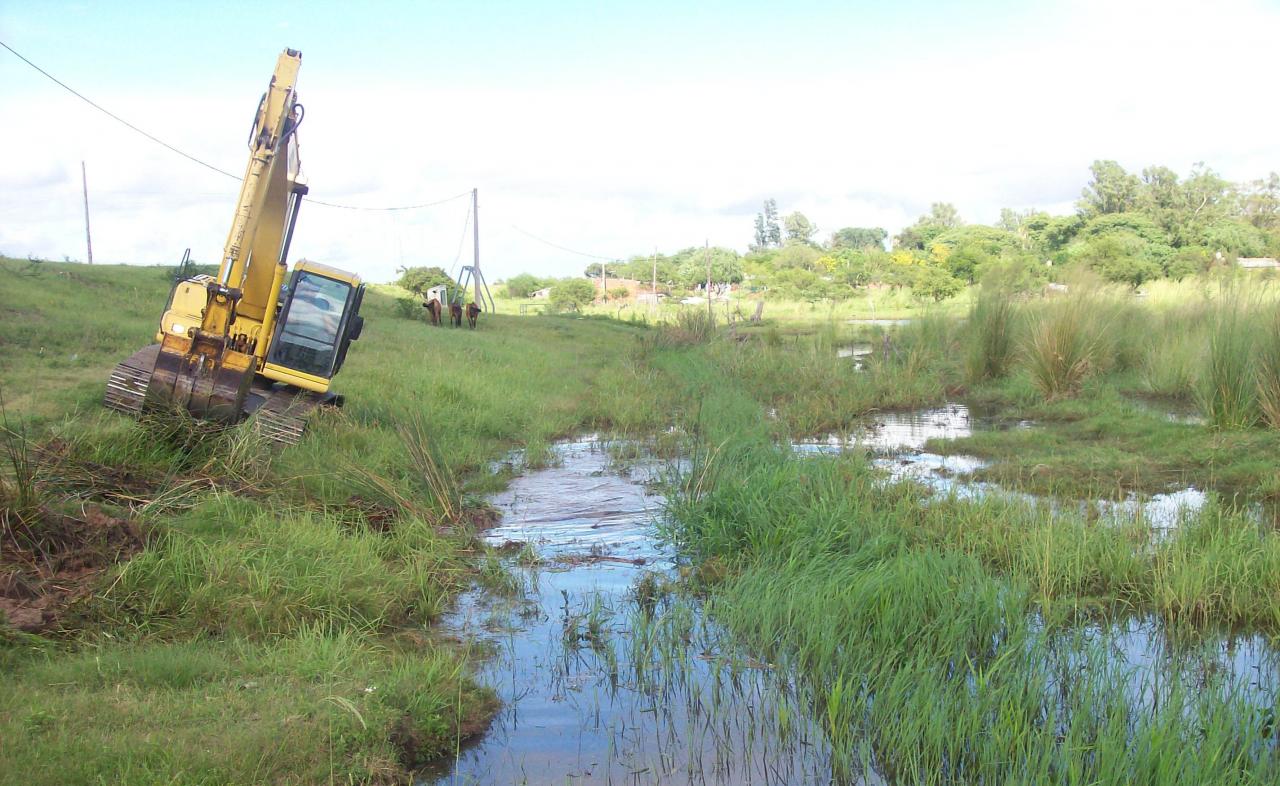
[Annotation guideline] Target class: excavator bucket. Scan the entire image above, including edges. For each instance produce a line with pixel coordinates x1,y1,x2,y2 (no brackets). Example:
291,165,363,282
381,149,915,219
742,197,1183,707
142,332,256,424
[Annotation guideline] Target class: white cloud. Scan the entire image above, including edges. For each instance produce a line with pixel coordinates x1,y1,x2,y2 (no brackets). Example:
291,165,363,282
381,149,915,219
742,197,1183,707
1,0,1276,281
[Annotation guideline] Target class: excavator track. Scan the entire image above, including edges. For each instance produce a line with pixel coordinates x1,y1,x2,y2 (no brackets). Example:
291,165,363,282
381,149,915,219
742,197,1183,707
105,345,333,446
104,344,161,416
250,385,333,446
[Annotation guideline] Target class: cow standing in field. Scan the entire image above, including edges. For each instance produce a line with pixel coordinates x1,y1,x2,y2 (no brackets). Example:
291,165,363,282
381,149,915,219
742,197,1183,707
466,302,481,329
449,302,463,327
423,298,442,326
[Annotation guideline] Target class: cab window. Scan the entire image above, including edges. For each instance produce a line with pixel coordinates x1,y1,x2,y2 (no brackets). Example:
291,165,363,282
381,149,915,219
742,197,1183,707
268,272,352,377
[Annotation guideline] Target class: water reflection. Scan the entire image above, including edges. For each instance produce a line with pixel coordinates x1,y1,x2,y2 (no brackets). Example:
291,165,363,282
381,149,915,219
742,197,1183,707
426,439,833,785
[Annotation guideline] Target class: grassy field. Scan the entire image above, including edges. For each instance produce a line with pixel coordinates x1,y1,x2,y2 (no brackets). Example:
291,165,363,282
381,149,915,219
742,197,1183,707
4,257,1280,783
0,257,670,784
654,287,1280,783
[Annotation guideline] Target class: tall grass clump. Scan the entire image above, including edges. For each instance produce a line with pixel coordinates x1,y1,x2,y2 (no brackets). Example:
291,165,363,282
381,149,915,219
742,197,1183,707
964,288,1018,384
655,307,717,346
1140,303,1207,399
1197,296,1258,429
1022,295,1106,400
1254,302,1280,428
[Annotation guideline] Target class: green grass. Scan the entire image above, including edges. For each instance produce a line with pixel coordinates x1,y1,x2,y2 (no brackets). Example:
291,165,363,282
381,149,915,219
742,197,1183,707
662,358,1280,783
0,257,674,783
7,258,1280,783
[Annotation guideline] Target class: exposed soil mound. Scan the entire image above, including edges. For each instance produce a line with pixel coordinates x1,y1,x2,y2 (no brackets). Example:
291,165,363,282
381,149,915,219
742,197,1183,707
1,505,144,633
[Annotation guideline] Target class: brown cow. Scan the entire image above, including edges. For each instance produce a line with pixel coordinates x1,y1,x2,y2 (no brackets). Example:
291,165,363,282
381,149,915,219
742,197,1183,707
422,298,442,326
449,302,463,327
466,302,481,329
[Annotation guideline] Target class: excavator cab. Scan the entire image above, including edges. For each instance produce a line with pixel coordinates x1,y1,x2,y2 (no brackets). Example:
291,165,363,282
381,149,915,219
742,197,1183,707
263,261,365,387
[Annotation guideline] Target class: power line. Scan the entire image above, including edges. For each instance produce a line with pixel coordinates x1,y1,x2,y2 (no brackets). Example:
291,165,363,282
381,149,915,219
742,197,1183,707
0,38,241,181
0,38,469,213
449,203,473,280
510,224,620,261
304,191,470,211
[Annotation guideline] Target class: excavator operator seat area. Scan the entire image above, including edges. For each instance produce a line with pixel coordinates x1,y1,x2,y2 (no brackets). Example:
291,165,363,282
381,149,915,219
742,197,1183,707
267,270,354,378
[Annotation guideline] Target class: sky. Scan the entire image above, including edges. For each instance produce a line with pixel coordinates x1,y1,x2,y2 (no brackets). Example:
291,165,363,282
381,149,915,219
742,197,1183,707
1,0,1278,283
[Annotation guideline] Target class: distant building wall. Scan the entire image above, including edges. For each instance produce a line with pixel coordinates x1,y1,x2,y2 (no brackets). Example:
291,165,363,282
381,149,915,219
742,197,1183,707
1238,257,1280,269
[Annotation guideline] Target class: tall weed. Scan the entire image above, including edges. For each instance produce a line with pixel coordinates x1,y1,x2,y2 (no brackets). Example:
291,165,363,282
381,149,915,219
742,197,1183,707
1255,303,1280,428
965,288,1018,384
1022,296,1106,400
1197,297,1258,429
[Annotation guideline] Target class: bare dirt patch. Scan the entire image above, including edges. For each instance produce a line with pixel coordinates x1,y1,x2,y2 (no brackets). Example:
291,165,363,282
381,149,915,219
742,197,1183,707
1,505,144,633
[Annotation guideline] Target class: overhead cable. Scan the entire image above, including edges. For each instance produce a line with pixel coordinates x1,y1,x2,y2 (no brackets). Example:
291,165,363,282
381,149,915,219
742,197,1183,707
0,38,467,212
510,224,619,261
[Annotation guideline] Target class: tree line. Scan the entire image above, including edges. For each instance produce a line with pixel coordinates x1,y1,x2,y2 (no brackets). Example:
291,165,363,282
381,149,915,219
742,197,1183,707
403,160,1280,308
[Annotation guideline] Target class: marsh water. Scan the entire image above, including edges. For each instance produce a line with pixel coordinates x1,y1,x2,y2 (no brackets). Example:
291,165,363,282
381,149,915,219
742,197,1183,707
424,439,835,784
792,403,1209,532
429,417,1278,783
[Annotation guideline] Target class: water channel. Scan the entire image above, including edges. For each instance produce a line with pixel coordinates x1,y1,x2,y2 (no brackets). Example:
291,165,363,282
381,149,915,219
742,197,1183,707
428,411,1278,783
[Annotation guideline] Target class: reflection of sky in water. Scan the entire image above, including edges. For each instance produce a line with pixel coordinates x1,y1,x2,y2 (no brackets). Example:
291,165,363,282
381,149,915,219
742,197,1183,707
792,404,1207,531
431,434,1277,783
426,439,835,785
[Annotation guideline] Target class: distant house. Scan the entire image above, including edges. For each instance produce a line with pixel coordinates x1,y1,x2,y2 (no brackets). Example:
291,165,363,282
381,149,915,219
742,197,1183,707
531,287,553,299
1238,257,1280,269
635,292,667,306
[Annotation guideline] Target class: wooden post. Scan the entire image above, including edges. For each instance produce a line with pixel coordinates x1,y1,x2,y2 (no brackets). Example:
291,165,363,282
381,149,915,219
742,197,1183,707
81,161,94,264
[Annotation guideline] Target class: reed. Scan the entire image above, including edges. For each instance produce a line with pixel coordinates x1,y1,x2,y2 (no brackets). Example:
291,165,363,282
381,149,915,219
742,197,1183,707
1198,295,1259,429
1022,295,1105,400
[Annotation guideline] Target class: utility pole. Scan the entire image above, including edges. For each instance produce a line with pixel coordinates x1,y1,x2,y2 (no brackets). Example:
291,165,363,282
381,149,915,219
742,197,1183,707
471,187,479,303
81,161,94,264
601,260,608,303
704,239,712,322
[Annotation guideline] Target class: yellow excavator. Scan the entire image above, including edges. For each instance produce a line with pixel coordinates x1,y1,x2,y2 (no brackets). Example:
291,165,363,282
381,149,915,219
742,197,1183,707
105,49,365,444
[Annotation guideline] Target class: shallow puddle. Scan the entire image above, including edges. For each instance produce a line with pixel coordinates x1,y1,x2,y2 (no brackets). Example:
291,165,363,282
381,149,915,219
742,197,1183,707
791,403,1209,532
425,439,833,785
845,318,913,327
431,433,1275,782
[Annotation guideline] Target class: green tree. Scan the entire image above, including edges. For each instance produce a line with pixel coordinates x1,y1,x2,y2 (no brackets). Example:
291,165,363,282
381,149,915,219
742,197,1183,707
582,262,618,279
895,203,962,250
548,278,597,312
1078,160,1141,216
772,243,822,271
783,212,818,245
1240,173,1280,230
1074,231,1162,287
752,213,768,251
504,272,545,298
945,243,994,284
829,227,887,250
1202,219,1268,258
396,266,455,297
911,264,963,302
764,199,782,247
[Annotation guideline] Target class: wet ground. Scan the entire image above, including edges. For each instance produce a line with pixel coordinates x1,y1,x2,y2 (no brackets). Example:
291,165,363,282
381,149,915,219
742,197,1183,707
424,439,833,785
792,403,1208,532
429,416,1278,783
